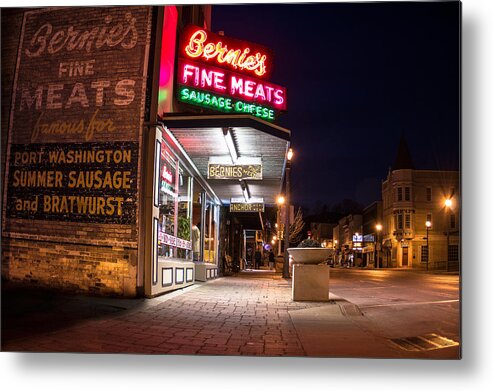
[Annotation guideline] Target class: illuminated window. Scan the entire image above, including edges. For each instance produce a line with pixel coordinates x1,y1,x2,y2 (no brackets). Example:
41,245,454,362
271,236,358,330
397,187,403,201
405,213,411,229
421,246,428,263
397,214,403,230
405,187,410,201
158,142,193,259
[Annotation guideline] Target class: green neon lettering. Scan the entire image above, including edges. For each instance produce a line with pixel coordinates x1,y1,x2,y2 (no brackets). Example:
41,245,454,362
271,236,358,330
181,88,190,100
178,87,274,121
196,91,204,103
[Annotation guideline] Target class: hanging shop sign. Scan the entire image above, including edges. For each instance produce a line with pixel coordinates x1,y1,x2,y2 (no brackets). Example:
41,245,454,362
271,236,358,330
176,25,287,121
230,202,265,213
208,162,262,180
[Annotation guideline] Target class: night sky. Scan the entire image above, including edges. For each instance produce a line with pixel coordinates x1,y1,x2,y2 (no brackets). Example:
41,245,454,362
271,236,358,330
212,1,460,211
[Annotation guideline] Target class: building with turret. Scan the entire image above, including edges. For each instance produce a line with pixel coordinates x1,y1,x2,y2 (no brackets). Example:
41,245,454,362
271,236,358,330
381,135,460,270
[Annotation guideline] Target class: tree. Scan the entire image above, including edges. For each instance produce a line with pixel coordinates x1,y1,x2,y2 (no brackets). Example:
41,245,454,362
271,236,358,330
289,207,305,245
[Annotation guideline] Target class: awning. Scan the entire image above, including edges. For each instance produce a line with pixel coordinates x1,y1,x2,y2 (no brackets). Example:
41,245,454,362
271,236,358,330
159,114,291,207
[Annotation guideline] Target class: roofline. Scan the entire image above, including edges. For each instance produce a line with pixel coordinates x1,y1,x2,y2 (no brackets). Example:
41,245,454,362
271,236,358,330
159,125,223,206
159,114,291,142
389,168,460,173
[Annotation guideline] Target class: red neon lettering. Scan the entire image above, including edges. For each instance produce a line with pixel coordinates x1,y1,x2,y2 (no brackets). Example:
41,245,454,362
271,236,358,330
184,29,267,77
162,166,173,183
273,89,284,105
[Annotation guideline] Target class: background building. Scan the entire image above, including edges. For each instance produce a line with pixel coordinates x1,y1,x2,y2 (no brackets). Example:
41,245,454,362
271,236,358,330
381,136,460,270
333,214,363,266
362,201,383,268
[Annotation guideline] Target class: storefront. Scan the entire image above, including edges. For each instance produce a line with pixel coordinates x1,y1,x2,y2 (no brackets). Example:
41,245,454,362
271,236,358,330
1,6,290,298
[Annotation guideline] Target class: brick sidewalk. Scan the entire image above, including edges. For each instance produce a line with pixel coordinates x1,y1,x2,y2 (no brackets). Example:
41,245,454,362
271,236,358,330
2,272,329,356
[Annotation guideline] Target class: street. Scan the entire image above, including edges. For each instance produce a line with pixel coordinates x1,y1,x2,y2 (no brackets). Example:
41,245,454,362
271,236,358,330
1,269,460,358
328,269,460,357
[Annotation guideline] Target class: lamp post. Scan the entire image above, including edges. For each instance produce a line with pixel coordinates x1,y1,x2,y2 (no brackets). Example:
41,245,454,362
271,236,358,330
425,220,431,271
283,148,293,279
375,223,382,269
444,198,452,272
276,220,281,257
276,195,284,259
333,239,338,266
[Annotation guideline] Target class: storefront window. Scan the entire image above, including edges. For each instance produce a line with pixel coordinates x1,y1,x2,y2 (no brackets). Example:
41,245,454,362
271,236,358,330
204,203,218,264
158,143,192,259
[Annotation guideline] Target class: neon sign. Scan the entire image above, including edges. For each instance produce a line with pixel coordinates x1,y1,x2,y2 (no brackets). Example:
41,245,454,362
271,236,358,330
181,25,271,78
178,87,275,121
178,59,286,111
177,25,286,120
162,165,173,183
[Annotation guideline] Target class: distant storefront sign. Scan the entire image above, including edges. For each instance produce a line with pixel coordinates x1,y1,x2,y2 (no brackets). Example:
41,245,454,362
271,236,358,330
352,233,363,243
208,163,262,180
176,25,287,121
364,234,375,243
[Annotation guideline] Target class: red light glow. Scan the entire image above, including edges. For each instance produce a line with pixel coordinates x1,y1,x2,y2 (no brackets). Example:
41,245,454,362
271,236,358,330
162,166,173,184
180,25,273,79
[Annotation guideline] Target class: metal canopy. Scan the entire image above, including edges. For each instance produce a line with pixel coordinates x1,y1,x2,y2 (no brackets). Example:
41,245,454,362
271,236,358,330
160,115,290,207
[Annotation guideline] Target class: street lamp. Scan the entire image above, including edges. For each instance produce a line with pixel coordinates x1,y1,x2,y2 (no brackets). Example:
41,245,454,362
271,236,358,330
375,223,382,269
283,148,293,279
444,198,452,272
425,220,432,271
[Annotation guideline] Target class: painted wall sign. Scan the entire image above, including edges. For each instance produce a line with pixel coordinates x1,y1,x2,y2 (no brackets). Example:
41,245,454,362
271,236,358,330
180,25,273,79
8,7,150,145
230,202,265,213
6,142,138,223
3,7,151,230
208,163,262,180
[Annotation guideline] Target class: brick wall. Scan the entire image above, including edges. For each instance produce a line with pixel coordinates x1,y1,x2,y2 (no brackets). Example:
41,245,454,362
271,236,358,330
1,6,154,296
1,8,25,188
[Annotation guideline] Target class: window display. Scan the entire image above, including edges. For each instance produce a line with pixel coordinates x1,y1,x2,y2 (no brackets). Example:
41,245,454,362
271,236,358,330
158,142,193,259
